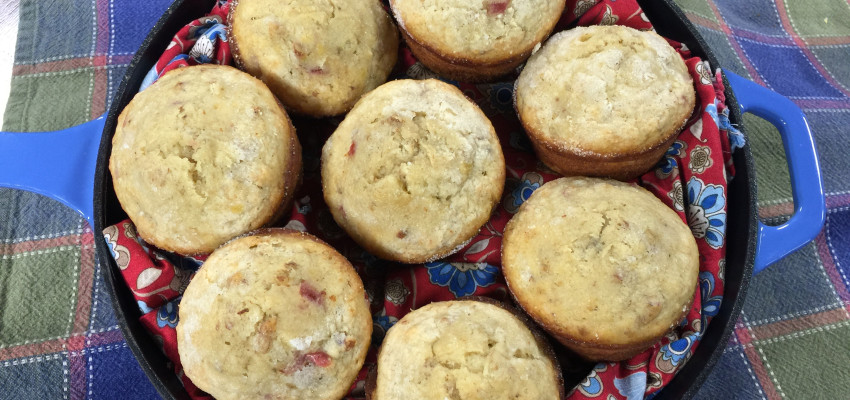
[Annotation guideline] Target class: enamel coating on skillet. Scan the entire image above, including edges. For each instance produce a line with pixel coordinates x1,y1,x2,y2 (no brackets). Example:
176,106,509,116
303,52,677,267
94,0,757,398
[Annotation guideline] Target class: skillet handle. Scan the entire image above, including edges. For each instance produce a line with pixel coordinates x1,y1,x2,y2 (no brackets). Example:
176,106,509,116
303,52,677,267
0,114,105,228
722,69,826,274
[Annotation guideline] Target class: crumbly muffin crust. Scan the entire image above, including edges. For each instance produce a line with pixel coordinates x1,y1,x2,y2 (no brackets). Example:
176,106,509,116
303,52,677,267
502,177,699,361
321,79,505,263
390,0,564,81
230,0,399,117
370,299,563,400
177,229,371,400
110,65,301,255
514,26,695,179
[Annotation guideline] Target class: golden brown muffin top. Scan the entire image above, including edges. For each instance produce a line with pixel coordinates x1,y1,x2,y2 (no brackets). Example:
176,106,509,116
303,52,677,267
110,65,300,255
374,300,562,400
502,177,699,347
230,0,398,116
515,25,695,155
391,0,564,64
321,79,505,263
177,229,372,400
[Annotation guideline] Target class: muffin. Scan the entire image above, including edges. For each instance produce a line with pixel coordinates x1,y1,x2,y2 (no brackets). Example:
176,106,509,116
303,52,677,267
502,177,699,361
368,298,564,400
229,0,399,117
177,229,372,400
390,0,565,82
321,79,505,263
514,25,696,180
110,65,301,255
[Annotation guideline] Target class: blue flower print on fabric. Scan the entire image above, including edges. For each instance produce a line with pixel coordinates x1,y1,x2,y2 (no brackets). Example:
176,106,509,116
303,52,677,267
138,300,154,314
705,101,719,128
577,368,604,397
188,23,227,63
156,297,181,329
658,336,694,367
424,262,499,297
613,371,647,400
375,314,397,333
513,181,540,209
371,311,399,346
140,20,228,90
686,177,727,249
716,102,745,152
105,234,119,259
705,97,746,152
504,172,544,214
656,140,687,179
699,271,722,318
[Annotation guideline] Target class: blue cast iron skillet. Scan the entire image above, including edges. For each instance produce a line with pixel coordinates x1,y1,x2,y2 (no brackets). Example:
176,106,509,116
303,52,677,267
0,0,826,398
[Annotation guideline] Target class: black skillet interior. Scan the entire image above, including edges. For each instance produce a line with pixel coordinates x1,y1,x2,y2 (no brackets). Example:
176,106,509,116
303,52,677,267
94,0,759,398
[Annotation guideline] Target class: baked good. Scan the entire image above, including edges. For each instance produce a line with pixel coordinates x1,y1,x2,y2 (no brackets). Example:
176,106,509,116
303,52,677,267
110,65,301,255
177,229,372,400
368,298,564,400
514,25,696,180
321,79,505,263
390,0,564,82
229,0,399,117
501,177,699,361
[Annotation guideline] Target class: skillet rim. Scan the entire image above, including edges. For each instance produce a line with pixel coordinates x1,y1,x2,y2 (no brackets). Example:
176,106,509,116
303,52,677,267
93,0,760,398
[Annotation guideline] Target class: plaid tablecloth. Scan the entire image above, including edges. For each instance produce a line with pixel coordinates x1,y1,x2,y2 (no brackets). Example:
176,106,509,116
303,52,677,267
1,0,848,398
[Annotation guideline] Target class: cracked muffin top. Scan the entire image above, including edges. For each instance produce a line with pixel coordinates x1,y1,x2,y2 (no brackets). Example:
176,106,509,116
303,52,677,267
110,65,301,255
321,79,505,263
177,229,371,400
371,299,563,400
502,177,699,361
515,25,695,155
229,0,399,117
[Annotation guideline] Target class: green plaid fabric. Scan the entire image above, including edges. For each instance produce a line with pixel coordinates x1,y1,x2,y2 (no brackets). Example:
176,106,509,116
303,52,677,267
2,0,849,398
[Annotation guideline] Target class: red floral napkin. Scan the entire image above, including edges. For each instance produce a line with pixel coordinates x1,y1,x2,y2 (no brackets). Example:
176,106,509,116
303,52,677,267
103,0,744,398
